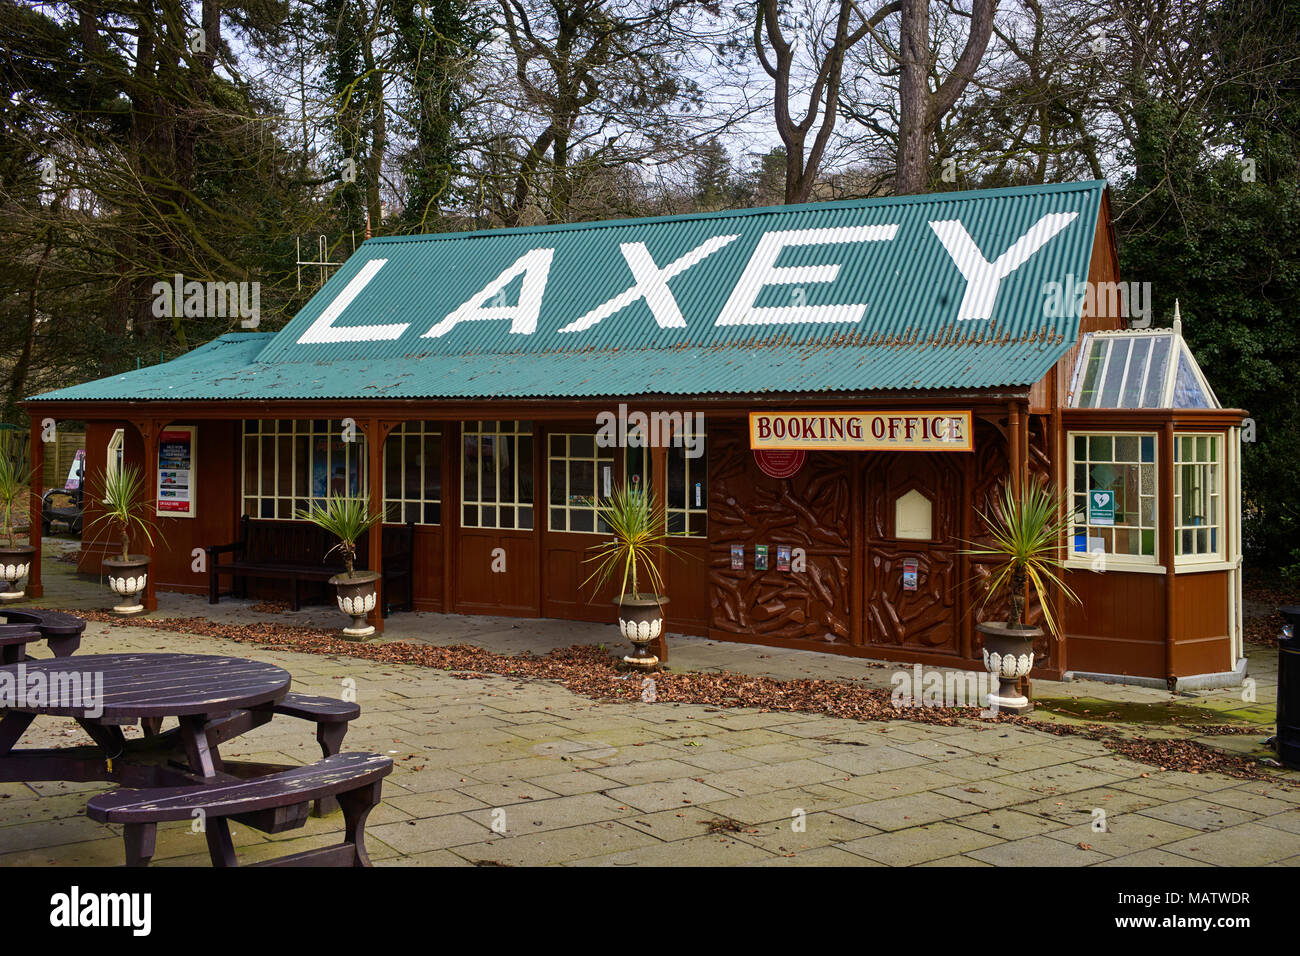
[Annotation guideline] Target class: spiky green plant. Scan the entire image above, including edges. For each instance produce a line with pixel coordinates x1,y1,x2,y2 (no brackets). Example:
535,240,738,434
86,465,157,561
961,479,1080,638
582,484,684,602
0,450,28,548
296,495,381,577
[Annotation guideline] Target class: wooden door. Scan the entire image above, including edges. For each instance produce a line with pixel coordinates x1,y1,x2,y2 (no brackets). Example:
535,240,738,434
453,421,540,616
863,452,963,654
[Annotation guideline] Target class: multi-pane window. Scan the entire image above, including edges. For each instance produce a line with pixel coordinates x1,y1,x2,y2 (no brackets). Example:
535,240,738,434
1069,432,1157,561
667,442,707,537
549,433,615,533
241,420,366,519
384,423,441,525
1175,433,1223,559
462,421,533,529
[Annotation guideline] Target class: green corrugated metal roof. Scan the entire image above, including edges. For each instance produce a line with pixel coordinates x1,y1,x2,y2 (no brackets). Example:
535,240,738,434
31,181,1107,403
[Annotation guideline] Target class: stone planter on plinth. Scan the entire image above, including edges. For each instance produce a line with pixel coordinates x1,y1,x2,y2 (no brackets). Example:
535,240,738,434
330,570,380,639
976,620,1042,715
615,595,668,670
0,544,36,602
103,555,150,615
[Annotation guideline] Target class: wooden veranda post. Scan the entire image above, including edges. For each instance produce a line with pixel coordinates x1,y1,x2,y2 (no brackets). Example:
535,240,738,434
651,442,669,663
27,416,43,599
132,419,161,612
363,419,394,634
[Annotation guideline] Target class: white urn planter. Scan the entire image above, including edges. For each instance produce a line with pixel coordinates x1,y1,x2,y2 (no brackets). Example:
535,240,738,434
102,555,150,615
0,545,35,602
614,595,668,670
330,570,380,639
976,621,1041,715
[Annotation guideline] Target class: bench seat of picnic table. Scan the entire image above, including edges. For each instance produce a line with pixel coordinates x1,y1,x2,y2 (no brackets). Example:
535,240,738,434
274,693,361,724
86,752,393,867
271,693,361,815
0,609,86,662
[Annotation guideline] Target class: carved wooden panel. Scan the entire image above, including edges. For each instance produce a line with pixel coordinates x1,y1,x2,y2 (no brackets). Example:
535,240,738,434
863,452,963,654
709,422,852,644
869,545,957,648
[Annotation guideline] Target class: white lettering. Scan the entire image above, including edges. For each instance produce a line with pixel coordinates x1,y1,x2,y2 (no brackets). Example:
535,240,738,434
559,235,739,333
715,225,897,326
423,248,554,339
930,213,1078,320
296,259,397,343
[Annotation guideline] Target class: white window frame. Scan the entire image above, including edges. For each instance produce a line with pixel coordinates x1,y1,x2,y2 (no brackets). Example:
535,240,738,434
1173,432,1225,566
548,432,615,534
1066,430,1160,570
107,428,125,478
383,422,442,526
462,420,533,530
240,420,368,520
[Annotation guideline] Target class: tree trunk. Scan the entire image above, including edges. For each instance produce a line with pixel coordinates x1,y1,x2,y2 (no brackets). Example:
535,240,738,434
895,0,931,194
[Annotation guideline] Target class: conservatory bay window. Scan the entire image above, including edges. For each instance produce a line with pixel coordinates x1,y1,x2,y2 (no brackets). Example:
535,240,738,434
1174,433,1224,563
1068,431,1158,566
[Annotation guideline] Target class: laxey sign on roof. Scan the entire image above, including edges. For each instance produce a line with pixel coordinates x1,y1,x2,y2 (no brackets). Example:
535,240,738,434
29,181,1109,403
257,181,1106,365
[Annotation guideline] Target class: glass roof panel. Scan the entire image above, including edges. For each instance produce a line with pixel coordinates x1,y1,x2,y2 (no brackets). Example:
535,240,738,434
1078,338,1106,407
1099,338,1131,406
1172,349,1214,408
1068,330,1218,409
1121,337,1152,407
1141,335,1172,407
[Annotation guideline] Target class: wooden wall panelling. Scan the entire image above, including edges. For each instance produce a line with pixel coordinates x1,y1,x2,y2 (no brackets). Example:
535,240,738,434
708,421,852,645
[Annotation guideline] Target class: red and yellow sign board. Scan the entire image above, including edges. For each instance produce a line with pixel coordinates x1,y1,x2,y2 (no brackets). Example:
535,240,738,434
749,411,973,452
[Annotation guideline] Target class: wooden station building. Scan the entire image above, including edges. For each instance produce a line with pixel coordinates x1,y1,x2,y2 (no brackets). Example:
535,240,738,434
24,181,1247,688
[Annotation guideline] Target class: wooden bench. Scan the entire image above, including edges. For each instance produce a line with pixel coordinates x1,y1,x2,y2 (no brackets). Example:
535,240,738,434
0,608,85,663
85,752,393,867
207,516,415,615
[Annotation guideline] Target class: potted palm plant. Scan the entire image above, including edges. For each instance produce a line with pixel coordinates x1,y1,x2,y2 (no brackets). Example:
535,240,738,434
296,495,382,638
87,465,157,615
962,479,1079,714
583,484,684,670
0,447,35,602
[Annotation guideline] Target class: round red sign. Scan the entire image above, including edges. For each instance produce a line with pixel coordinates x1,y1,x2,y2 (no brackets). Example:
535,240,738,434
753,449,806,479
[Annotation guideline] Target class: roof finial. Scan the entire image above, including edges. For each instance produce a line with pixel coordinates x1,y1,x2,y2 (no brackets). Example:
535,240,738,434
1172,299,1182,337
365,209,372,240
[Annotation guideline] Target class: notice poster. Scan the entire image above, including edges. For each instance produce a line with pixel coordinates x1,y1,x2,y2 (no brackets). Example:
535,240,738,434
776,545,791,572
1088,489,1115,526
730,545,744,570
754,545,769,571
157,426,196,518
902,558,919,592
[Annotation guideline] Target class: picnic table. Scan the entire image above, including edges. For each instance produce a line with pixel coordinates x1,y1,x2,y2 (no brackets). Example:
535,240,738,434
0,650,390,866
